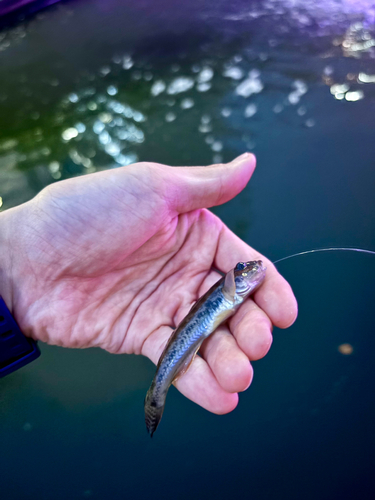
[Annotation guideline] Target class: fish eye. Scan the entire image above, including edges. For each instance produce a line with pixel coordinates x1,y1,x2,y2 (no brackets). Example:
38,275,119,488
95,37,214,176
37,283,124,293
235,262,246,271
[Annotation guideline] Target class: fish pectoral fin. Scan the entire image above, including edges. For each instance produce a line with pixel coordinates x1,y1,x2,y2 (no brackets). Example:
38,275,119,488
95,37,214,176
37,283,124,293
222,268,236,302
172,343,202,385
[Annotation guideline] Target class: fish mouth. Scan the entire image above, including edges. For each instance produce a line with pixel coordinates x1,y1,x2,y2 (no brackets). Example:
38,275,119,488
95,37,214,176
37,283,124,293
242,260,267,275
254,260,267,273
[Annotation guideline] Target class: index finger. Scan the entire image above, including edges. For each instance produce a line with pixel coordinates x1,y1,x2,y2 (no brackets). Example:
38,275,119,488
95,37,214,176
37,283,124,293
214,222,298,329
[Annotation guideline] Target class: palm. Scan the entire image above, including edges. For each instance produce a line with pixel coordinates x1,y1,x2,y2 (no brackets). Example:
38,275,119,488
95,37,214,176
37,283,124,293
7,159,297,414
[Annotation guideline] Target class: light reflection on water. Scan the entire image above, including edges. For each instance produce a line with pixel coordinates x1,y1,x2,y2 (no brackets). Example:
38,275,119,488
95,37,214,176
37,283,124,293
0,0,374,210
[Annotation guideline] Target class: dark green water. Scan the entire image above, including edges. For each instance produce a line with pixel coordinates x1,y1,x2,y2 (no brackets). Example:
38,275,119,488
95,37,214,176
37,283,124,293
1,1,375,498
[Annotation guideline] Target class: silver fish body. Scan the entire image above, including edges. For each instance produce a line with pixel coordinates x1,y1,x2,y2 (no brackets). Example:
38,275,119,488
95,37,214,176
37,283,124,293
144,260,266,436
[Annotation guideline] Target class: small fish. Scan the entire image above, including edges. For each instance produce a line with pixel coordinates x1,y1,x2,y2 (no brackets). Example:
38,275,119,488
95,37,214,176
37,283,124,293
144,260,266,436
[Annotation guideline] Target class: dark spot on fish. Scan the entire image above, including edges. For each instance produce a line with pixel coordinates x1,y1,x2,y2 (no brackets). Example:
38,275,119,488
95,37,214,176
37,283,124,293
235,262,246,270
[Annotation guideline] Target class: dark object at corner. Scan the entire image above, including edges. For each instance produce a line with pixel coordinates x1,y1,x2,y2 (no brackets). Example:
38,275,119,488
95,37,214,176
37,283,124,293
0,295,40,378
0,0,61,19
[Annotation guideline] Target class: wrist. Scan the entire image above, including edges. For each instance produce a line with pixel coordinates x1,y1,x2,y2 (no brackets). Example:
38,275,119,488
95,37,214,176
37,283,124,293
0,207,15,312
0,206,42,376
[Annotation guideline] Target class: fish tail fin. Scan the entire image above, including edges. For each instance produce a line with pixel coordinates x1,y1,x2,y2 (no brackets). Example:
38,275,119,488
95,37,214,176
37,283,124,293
144,387,165,438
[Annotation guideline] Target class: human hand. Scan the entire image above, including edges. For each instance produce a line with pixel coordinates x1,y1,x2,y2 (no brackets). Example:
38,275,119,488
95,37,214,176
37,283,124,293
0,154,297,413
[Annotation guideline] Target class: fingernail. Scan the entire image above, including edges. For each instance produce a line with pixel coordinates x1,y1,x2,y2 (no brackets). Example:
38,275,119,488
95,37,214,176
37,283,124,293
230,152,253,165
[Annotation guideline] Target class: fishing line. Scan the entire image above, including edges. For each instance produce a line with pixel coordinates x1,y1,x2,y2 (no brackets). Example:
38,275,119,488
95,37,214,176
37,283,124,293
273,247,375,264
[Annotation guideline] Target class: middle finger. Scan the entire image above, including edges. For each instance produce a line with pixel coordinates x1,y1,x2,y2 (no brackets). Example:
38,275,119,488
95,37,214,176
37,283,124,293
200,325,253,394
229,298,273,361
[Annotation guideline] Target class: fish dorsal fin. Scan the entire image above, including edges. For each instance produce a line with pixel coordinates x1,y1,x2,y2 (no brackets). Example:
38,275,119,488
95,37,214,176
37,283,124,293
222,268,236,302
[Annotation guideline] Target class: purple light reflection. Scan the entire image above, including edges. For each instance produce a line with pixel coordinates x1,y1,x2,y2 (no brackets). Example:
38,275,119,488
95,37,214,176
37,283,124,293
0,0,60,18
1,0,375,22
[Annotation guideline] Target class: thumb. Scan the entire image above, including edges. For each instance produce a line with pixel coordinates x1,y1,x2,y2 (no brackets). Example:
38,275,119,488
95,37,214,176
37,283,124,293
163,153,256,214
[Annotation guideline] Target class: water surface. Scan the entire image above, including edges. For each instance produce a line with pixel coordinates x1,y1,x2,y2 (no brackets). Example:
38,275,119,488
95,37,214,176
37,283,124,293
0,1,375,498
